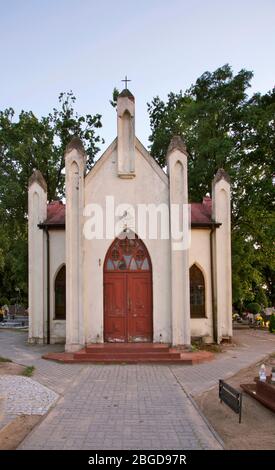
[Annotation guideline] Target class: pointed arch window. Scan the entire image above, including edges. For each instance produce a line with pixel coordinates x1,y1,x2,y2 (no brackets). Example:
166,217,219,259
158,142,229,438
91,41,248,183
104,236,151,272
190,264,206,318
55,265,66,320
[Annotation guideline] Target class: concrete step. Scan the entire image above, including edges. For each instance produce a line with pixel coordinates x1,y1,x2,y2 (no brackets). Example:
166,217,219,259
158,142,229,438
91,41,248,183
42,347,214,365
85,343,170,354
74,351,182,360
69,357,189,364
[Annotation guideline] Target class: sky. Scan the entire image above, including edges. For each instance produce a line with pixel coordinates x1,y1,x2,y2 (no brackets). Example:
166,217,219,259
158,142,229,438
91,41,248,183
0,0,274,151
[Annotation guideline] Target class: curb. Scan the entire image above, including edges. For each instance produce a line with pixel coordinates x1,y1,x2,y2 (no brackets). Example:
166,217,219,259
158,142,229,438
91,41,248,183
169,367,225,449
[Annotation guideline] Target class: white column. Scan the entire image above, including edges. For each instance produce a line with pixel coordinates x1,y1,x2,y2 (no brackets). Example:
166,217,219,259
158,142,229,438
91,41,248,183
65,137,86,352
28,170,47,343
212,169,232,342
117,89,135,178
167,137,191,346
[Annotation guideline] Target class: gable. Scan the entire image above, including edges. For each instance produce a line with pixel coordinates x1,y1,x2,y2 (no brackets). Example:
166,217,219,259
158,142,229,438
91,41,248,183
84,137,168,186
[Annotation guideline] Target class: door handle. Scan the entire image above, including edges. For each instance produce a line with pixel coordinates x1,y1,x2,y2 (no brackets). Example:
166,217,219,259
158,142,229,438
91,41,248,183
128,297,131,311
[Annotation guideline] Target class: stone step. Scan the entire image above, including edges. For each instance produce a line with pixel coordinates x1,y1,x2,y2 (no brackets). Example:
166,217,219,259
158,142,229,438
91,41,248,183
69,357,189,364
85,343,170,354
42,348,214,365
74,351,182,360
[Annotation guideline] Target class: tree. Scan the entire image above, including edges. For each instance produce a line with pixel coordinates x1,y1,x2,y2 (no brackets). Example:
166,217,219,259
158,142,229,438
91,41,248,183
269,314,275,333
0,92,103,304
0,91,103,223
147,65,275,308
246,302,261,315
148,65,253,199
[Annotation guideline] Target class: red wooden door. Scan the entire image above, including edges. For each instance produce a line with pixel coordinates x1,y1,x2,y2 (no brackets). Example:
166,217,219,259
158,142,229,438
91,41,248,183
104,236,153,343
128,273,152,342
104,273,127,342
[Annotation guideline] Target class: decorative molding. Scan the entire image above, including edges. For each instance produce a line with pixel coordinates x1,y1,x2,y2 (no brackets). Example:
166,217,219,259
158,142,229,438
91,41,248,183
213,168,230,185
28,169,47,192
166,136,188,157
65,136,86,157
118,89,135,101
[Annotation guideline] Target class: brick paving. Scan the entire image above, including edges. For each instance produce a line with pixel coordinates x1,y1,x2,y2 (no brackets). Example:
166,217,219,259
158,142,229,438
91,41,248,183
171,330,275,396
0,330,84,394
19,365,220,450
1,328,275,450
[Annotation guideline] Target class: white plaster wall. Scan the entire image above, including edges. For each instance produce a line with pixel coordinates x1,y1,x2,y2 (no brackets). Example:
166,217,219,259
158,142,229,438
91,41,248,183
167,147,190,346
212,180,232,341
65,147,86,352
28,183,47,344
49,230,66,343
83,143,171,344
43,235,48,341
189,229,214,341
217,189,232,339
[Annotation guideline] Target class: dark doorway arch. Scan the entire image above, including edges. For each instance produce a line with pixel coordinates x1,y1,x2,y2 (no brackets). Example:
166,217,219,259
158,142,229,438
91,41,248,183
55,265,66,320
104,235,153,342
190,264,206,318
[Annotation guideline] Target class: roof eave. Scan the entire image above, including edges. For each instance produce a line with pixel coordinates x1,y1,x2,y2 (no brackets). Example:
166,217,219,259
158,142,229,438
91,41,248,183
191,222,222,229
38,223,65,230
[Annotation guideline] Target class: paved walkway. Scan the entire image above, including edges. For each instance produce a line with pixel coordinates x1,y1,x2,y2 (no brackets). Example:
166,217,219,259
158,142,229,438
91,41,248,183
0,330,84,395
0,328,275,450
19,365,220,450
172,329,275,396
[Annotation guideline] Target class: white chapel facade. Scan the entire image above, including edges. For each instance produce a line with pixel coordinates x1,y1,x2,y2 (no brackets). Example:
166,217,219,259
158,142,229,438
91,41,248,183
28,88,232,351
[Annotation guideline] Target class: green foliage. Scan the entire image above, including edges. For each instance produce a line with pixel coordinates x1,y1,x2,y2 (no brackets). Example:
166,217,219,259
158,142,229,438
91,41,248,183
0,92,103,304
148,64,275,308
0,356,12,362
22,365,35,377
246,302,261,315
269,314,275,333
254,288,269,308
110,88,119,108
263,267,275,307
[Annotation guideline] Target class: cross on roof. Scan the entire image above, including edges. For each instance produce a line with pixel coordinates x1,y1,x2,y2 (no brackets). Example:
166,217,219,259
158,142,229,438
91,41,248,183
121,75,131,89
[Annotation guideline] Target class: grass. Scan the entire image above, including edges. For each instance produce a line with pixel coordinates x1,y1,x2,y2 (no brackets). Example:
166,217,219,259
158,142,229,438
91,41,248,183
202,343,223,353
22,366,35,377
0,356,12,363
191,341,223,353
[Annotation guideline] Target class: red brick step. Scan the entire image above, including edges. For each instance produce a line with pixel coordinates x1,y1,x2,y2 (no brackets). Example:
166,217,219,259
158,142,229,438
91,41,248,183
85,343,170,354
42,343,214,365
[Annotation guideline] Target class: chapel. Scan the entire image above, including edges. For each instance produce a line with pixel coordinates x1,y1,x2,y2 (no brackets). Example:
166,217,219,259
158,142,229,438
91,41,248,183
28,88,232,352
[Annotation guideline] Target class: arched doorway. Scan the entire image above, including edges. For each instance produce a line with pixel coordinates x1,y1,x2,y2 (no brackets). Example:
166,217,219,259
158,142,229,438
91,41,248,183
190,264,206,318
55,265,66,320
104,235,153,342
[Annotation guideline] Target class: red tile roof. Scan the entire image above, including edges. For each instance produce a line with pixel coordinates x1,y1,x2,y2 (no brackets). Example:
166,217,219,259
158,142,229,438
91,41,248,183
43,197,215,227
44,201,65,225
191,196,213,225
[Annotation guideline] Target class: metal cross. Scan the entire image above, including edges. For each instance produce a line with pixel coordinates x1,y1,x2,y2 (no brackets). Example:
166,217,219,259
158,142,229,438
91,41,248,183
121,75,131,89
